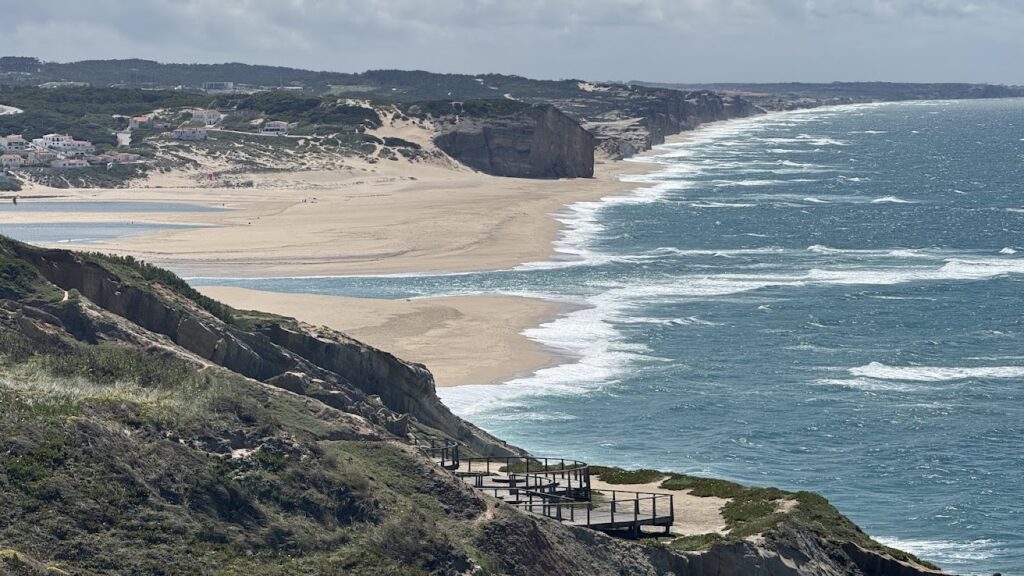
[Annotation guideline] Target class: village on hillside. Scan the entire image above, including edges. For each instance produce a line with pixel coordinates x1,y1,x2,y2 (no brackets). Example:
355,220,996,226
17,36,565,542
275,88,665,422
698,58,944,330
0,104,298,191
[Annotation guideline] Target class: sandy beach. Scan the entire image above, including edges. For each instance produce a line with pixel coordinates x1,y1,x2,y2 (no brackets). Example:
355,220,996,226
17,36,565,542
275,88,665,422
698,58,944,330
1,127,673,387
198,286,565,387
4,146,655,278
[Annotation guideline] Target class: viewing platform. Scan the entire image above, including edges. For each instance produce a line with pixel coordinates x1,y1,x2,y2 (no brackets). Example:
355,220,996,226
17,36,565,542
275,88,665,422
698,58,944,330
420,446,674,537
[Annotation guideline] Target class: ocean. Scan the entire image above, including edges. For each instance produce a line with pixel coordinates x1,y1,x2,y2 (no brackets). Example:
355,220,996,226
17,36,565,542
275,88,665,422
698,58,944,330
169,99,1024,574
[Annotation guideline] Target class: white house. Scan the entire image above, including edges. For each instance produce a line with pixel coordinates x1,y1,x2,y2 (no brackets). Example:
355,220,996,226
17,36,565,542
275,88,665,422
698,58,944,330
33,133,95,156
51,158,89,169
0,154,24,168
172,127,207,141
0,135,28,152
129,115,151,129
261,120,290,136
191,109,221,125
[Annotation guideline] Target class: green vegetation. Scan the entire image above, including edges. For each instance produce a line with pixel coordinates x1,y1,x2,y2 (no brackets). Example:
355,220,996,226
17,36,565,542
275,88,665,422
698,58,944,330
382,136,420,149
0,246,62,302
590,466,940,570
0,86,207,145
658,473,751,498
589,465,663,485
18,164,149,189
0,326,487,574
0,238,516,574
0,176,21,192
403,98,530,119
669,532,724,552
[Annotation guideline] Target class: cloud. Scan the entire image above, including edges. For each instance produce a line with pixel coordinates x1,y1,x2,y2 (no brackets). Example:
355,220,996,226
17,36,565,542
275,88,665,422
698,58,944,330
0,0,1021,83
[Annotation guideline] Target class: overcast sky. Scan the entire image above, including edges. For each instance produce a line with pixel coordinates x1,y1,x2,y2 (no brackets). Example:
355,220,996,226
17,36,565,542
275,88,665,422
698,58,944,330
1,0,1021,84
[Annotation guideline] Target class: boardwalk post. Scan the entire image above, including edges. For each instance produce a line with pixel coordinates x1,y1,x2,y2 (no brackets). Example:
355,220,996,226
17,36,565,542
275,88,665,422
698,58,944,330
666,494,674,535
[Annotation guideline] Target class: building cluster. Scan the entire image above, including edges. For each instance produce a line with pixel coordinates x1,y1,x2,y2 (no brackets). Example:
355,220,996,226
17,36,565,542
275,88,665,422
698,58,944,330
1,105,298,170
0,133,140,170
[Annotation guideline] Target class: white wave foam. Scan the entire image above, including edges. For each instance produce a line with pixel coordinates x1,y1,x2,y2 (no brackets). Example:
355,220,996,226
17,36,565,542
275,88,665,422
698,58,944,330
874,537,1002,565
871,196,915,204
618,316,719,327
850,362,1024,382
766,148,820,154
687,201,757,208
583,257,1024,303
1000,247,1017,255
439,289,654,416
806,245,933,259
816,378,924,393
803,197,829,204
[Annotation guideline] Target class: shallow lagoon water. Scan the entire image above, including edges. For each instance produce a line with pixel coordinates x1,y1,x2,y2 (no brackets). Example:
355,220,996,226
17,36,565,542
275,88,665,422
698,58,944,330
0,221,204,244
195,99,1023,574
0,201,225,213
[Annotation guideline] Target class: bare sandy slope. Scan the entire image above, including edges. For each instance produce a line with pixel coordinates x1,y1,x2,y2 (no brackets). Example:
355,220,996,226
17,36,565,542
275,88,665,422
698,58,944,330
198,286,564,387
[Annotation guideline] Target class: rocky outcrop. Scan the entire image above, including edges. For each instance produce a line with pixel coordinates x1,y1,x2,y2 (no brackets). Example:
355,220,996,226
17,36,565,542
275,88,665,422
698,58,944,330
477,513,944,576
639,522,942,576
433,104,595,178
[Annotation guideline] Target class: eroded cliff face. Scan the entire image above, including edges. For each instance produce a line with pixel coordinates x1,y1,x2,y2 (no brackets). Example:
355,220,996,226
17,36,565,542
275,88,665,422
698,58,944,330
588,89,763,160
10,242,515,458
433,104,595,178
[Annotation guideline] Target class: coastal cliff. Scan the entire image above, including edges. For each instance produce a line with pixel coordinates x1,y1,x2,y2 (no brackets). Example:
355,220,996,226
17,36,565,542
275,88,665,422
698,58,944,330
431,103,595,179
0,236,944,575
424,88,761,178
584,88,763,160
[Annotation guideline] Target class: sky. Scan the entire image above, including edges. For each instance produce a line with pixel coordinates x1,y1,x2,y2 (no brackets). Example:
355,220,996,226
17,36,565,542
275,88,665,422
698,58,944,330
0,0,1022,84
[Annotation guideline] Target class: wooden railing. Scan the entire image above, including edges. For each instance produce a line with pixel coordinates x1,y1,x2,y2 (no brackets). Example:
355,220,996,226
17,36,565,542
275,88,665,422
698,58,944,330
419,439,460,470
434,451,674,536
513,489,674,534
459,456,591,500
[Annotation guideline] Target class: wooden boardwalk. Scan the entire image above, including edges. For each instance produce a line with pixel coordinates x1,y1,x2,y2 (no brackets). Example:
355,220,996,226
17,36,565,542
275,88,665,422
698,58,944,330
421,445,674,537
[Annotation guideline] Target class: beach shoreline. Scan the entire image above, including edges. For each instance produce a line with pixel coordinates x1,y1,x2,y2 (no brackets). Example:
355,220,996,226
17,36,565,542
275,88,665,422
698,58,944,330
0,125,715,387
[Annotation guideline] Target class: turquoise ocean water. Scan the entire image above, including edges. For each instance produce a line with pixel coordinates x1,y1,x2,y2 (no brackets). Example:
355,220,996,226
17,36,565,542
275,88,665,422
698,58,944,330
22,100,1024,573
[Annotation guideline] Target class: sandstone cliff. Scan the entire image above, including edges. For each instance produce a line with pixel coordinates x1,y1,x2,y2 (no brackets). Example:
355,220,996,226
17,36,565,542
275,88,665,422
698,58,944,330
432,103,595,178
428,87,762,178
